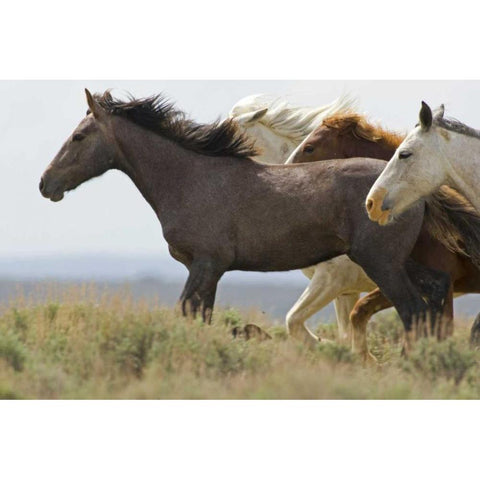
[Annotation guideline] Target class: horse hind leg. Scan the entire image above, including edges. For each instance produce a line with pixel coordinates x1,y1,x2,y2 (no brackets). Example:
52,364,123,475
334,294,360,343
286,257,367,346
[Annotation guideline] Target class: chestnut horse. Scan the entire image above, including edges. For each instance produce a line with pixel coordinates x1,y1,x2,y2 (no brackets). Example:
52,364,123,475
290,112,480,359
40,90,450,340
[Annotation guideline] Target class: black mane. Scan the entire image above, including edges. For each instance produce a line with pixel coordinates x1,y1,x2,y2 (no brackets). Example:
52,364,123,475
93,91,258,159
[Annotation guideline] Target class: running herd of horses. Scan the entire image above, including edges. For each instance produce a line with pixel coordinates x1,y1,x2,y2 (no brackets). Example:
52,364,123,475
38,89,480,361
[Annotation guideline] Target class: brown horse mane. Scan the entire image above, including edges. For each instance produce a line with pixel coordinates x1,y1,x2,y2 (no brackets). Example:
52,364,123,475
324,112,480,266
322,112,405,151
92,90,259,159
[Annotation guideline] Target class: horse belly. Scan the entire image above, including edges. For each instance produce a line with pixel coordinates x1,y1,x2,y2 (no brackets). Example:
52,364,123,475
231,229,347,272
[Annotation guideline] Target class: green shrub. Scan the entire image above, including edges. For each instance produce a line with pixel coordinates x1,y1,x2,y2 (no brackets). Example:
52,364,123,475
12,308,29,336
44,333,68,362
314,322,338,341
269,326,288,341
0,331,27,371
0,384,21,400
221,308,243,328
317,341,356,364
1,293,479,399
404,338,476,386
366,311,404,362
368,310,404,343
205,340,246,375
110,322,155,377
44,303,60,323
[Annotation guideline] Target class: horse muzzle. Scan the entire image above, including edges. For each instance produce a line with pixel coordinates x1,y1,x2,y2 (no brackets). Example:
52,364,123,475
365,187,392,226
39,175,65,202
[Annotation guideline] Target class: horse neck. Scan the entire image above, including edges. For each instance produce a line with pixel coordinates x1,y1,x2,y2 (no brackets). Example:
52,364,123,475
346,137,396,161
443,131,480,212
111,117,194,217
247,126,298,165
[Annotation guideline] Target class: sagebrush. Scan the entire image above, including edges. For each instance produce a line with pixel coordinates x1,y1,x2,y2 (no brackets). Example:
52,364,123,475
0,289,479,399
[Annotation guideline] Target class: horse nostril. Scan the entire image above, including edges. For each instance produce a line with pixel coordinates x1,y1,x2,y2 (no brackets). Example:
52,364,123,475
39,178,44,192
366,198,374,212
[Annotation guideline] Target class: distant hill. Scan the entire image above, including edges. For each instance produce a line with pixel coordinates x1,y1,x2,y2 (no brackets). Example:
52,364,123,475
1,254,479,322
0,253,307,285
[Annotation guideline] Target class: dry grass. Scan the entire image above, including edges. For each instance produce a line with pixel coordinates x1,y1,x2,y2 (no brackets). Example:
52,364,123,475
0,287,479,399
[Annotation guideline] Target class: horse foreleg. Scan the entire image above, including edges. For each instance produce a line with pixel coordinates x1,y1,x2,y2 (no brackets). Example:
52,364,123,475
350,288,392,363
180,259,223,323
405,259,451,336
438,284,454,340
350,256,428,353
286,275,324,346
201,283,218,325
286,258,368,346
179,269,203,318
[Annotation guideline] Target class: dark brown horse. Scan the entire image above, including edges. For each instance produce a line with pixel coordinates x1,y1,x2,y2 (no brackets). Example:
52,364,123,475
40,90,450,339
290,112,480,356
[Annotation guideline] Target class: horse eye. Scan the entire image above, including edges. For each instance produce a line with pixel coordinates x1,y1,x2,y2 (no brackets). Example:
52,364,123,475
72,133,86,142
303,145,314,154
399,151,412,159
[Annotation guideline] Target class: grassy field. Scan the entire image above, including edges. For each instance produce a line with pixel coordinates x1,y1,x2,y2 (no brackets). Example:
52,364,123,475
0,286,479,399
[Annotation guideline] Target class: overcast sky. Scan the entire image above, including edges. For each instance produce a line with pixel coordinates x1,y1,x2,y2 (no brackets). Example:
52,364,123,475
2,80,480,258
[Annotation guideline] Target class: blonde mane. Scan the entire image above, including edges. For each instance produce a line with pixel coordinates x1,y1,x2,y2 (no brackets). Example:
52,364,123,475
229,94,357,142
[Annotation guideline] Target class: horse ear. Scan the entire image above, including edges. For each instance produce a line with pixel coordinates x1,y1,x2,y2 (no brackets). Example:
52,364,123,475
234,108,268,125
419,101,433,131
85,88,103,119
250,108,268,122
433,104,445,120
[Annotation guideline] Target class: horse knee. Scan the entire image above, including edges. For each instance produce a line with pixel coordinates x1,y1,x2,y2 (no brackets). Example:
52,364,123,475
350,302,371,329
286,309,306,334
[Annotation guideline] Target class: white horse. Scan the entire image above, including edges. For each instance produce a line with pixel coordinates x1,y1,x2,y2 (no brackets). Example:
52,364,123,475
367,101,480,224
229,94,355,164
228,94,368,345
